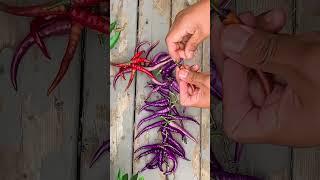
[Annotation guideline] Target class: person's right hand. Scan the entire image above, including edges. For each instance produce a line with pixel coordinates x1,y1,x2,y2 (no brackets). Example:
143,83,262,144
213,8,320,147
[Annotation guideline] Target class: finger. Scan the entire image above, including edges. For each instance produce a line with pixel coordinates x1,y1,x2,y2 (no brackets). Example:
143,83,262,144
238,11,256,27
256,8,287,33
185,31,202,59
220,24,314,77
177,69,209,87
166,24,188,61
222,59,286,143
179,80,193,106
190,64,200,72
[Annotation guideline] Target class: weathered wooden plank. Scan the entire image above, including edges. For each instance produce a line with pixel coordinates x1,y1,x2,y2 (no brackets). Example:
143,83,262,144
132,0,171,179
167,1,202,179
79,29,109,179
110,0,138,178
200,38,210,180
234,1,293,179
292,1,320,179
0,0,80,180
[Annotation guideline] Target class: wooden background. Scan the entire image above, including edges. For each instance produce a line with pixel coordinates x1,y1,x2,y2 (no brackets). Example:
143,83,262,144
110,0,210,180
212,0,320,180
0,0,108,180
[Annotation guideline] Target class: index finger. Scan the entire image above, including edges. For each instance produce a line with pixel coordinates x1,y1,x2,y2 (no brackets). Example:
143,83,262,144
166,23,188,61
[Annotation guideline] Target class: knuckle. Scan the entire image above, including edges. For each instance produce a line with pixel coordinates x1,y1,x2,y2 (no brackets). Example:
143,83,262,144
188,72,197,82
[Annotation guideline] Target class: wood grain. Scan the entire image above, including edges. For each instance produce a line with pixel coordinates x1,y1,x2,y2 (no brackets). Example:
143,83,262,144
0,1,81,180
132,0,170,179
79,29,109,180
110,0,138,179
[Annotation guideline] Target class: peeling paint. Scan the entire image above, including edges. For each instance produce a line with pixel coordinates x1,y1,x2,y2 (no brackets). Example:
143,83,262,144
110,92,130,170
192,145,200,179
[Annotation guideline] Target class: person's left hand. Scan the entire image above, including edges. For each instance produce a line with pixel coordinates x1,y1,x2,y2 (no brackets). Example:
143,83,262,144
166,0,210,61
176,65,210,108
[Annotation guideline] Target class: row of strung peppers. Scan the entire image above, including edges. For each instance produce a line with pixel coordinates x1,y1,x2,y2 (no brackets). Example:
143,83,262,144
89,41,199,175
0,0,122,95
133,48,199,174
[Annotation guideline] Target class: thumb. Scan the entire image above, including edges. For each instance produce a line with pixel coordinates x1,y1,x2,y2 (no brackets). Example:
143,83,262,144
221,24,314,77
185,31,202,59
178,69,209,87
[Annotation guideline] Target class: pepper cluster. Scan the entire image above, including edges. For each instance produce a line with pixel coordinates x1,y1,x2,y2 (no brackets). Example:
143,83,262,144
0,0,111,95
116,43,198,175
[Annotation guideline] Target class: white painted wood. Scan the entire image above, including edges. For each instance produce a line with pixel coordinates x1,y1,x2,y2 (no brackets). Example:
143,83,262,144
110,0,138,179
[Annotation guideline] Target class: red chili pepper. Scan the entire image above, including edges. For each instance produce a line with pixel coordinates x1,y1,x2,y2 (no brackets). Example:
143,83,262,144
69,8,108,34
0,1,67,17
11,20,71,91
131,51,144,60
47,22,83,95
132,64,156,79
131,58,150,64
125,69,136,91
30,15,67,59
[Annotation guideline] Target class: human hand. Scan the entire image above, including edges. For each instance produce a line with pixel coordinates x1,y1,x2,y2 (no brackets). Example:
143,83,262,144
176,65,210,108
166,0,210,61
213,8,320,146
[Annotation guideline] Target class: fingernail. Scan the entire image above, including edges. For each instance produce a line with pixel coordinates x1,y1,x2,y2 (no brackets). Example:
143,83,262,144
222,25,253,54
179,69,189,79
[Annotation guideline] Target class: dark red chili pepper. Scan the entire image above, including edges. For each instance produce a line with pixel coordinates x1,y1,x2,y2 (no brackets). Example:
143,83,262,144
69,8,108,34
125,69,136,91
47,22,83,95
0,1,67,17
30,15,67,59
11,20,71,91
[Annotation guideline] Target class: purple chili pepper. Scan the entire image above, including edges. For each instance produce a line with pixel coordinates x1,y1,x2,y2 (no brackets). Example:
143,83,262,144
89,140,109,168
145,40,159,59
135,149,160,160
137,113,166,128
136,121,165,139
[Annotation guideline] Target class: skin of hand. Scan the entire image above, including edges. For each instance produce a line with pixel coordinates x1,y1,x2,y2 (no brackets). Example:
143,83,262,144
213,8,320,147
176,65,210,108
166,0,210,61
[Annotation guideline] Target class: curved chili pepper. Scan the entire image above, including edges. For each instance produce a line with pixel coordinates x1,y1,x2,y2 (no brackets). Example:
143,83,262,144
69,8,108,34
30,15,68,59
11,20,71,91
47,22,83,95
89,140,109,168
0,0,67,17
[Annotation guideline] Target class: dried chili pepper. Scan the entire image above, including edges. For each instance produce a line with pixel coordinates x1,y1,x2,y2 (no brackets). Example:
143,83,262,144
47,22,83,95
30,15,68,59
11,20,71,90
69,8,108,34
